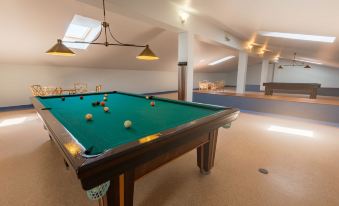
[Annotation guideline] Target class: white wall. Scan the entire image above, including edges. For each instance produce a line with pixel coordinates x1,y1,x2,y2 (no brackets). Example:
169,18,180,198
193,72,232,88
0,64,232,107
224,70,237,86
0,64,178,107
226,61,339,88
272,60,339,88
222,64,264,86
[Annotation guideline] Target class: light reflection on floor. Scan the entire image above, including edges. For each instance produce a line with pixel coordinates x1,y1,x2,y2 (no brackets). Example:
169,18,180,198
268,125,314,138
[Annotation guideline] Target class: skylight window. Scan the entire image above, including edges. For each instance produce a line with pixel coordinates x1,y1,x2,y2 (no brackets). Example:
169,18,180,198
258,31,336,43
65,24,91,39
208,56,235,66
63,15,101,50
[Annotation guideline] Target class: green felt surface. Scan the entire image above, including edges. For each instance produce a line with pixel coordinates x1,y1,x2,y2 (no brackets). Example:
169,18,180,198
38,92,222,155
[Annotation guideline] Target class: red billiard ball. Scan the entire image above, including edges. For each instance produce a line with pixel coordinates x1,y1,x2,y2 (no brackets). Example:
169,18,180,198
100,101,105,106
150,101,155,107
80,96,84,100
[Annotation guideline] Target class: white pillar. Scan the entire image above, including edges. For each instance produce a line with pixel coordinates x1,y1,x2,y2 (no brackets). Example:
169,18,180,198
236,51,248,93
178,32,194,101
260,59,269,91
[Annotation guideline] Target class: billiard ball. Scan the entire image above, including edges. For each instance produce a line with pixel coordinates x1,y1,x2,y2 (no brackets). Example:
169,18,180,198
85,113,93,121
96,101,100,106
104,94,108,97
145,96,149,99
80,96,84,100
100,101,105,106
61,97,65,101
92,102,96,106
149,96,154,99
150,101,155,107
103,107,109,112
103,97,108,101
124,120,132,128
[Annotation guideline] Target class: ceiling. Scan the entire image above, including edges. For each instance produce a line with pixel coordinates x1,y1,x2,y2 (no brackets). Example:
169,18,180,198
170,0,339,68
0,0,245,72
1,0,338,72
0,0,177,71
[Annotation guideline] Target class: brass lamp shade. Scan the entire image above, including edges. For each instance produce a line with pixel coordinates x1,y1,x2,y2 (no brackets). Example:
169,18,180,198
46,39,75,56
136,45,159,60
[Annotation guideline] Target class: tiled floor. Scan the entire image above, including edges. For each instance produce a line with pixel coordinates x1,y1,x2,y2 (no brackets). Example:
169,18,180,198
0,101,338,206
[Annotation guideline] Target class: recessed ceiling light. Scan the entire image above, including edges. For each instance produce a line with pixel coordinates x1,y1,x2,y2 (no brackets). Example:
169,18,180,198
208,56,235,66
258,31,336,43
179,10,189,24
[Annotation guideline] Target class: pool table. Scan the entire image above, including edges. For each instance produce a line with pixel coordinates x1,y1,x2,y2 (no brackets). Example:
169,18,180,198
263,82,321,99
31,91,239,206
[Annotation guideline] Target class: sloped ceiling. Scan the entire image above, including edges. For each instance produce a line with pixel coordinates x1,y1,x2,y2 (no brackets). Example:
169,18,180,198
5,0,333,72
0,0,177,71
170,0,339,68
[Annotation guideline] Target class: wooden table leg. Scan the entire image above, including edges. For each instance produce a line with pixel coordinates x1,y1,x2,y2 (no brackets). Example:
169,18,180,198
103,170,135,206
197,129,218,174
310,89,317,99
264,87,273,96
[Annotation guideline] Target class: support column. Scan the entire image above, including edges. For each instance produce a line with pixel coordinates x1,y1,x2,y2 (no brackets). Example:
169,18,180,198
178,32,194,101
260,59,269,91
236,51,248,93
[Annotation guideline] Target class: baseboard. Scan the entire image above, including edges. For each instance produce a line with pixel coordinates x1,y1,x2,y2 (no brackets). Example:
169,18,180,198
0,104,34,112
193,92,339,123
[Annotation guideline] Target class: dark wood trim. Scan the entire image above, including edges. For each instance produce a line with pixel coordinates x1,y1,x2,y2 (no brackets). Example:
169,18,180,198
178,63,187,101
197,129,218,174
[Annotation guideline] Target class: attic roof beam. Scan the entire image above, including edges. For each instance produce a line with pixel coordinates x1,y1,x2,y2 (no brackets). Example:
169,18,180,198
77,0,244,50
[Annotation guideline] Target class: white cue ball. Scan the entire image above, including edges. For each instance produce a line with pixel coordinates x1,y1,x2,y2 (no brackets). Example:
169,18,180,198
103,96,108,101
104,107,109,112
124,120,132,128
85,113,93,121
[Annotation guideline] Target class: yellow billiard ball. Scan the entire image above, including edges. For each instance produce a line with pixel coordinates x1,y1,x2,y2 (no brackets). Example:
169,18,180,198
124,120,132,128
85,113,93,121
104,94,108,97
104,107,109,112
145,96,149,99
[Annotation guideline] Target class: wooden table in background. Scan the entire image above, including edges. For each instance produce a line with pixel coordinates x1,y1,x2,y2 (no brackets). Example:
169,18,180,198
263,82,321,99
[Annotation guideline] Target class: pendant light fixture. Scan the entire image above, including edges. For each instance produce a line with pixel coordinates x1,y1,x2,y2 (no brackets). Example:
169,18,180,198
277,52,311,69
46,39,75,56
46,0,159,60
